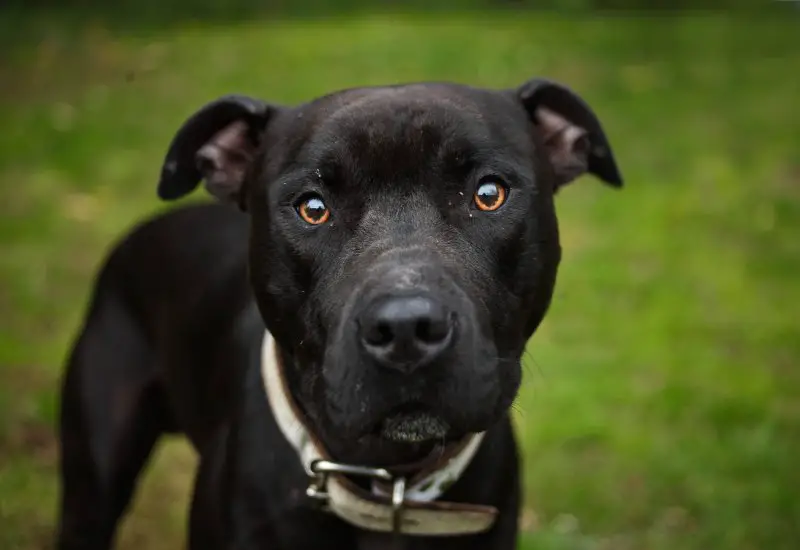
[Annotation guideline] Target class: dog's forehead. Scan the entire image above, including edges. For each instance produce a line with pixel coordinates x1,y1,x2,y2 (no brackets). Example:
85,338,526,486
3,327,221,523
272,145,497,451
312,84,490,125
285,84,523,168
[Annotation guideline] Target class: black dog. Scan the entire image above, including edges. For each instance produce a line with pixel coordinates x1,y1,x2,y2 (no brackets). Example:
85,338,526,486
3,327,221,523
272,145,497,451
56,77,622,550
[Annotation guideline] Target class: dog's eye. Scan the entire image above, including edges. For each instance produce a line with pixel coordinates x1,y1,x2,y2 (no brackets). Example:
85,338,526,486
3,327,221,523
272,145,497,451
473,178,508,212
296,195,331,225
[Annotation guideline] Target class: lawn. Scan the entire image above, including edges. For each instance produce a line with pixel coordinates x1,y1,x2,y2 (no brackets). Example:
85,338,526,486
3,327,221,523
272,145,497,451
0,7,798,550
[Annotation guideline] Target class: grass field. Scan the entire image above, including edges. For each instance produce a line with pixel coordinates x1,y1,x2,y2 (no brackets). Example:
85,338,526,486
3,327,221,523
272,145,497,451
1,8,798,550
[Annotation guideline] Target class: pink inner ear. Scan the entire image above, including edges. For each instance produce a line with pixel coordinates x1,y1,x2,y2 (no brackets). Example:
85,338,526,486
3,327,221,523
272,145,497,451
195,120,256,204
534,107,591,188
534,107,588,152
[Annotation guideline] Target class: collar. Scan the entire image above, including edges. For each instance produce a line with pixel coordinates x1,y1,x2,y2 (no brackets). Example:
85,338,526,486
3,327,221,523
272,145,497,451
260,330,498,536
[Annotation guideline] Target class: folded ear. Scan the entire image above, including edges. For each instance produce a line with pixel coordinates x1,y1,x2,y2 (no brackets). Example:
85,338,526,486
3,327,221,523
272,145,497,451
517,78,623,191
157,95,274,207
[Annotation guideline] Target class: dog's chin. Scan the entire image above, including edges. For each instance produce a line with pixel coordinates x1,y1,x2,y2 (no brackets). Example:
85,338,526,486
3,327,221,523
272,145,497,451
379,411,450,444
320,407,459,466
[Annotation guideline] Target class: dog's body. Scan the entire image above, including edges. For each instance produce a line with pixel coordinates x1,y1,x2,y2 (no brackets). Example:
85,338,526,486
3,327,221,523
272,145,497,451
56,79,622,549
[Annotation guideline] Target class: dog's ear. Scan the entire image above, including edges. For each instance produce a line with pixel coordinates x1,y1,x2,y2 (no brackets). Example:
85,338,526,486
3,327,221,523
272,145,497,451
158,95,274,207
517,78,623,191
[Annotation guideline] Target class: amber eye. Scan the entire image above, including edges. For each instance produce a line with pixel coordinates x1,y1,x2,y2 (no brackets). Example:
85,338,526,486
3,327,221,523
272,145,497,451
473,179,508,212
296,195,331,225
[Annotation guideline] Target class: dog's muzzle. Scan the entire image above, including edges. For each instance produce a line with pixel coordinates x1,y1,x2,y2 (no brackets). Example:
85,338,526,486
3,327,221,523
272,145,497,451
260,330,498,536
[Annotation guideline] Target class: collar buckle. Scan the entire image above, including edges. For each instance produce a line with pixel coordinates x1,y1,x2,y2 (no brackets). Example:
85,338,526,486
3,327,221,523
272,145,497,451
307,459,408,533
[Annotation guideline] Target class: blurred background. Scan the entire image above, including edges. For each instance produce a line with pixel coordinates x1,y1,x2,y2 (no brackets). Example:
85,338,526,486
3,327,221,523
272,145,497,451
0,1,797,549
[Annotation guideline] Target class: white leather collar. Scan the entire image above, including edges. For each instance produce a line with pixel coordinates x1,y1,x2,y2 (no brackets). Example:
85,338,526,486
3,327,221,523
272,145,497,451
260,330,498,536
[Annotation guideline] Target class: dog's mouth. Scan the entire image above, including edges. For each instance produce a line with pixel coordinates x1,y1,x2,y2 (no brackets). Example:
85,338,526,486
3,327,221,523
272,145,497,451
378,403,450,444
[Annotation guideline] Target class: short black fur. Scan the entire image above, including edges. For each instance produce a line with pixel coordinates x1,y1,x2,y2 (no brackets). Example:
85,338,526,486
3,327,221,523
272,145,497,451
57,78,622,550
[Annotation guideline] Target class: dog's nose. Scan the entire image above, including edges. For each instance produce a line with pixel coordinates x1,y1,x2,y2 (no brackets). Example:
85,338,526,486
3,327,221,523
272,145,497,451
359,294,454,373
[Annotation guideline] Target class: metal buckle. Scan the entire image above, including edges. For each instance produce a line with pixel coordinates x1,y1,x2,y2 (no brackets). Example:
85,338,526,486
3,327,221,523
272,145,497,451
390,476,406,533
306,459,408,534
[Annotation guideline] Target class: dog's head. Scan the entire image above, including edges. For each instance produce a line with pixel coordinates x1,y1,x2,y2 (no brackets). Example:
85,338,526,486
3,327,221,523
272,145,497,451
158,79,622,465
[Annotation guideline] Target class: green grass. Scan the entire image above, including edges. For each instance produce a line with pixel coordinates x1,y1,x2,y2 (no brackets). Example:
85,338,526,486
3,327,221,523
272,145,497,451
1,9,798,550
